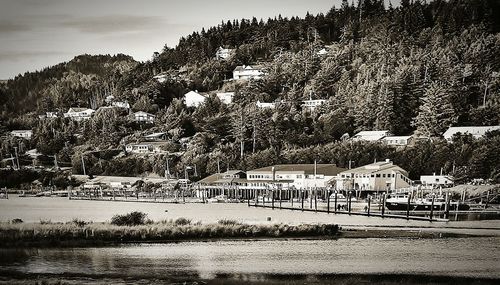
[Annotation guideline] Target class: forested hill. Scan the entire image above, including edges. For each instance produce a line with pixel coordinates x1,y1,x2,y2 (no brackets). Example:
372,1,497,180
1,0,500,185
0,54,137,128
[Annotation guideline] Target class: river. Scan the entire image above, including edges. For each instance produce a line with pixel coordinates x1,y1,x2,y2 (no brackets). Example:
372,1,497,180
1,238,499,284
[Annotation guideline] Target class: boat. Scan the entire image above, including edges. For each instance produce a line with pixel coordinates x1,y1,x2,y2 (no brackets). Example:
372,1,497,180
385,193,470,211
207,194,227,203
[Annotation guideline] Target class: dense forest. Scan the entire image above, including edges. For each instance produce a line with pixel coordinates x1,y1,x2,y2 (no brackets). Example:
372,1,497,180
1,0,499,187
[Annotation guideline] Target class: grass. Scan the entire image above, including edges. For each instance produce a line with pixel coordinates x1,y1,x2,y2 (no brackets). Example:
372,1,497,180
0,215,339,247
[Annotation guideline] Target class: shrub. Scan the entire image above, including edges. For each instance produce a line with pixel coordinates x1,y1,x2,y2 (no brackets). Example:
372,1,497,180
11,218,23,224
217,219,240,225
70,218,88,227
174,217,191,226
110,211,148,226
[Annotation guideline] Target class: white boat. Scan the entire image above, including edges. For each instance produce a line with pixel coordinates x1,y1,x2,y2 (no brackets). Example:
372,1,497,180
207,195,227,203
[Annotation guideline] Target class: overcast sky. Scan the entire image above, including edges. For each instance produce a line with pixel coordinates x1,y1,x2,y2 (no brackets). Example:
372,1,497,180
0,0,399,79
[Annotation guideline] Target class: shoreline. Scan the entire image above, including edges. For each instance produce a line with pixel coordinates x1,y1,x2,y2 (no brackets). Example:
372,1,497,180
0,221,494,248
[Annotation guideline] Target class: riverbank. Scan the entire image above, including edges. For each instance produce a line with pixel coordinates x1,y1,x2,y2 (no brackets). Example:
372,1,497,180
0,219,341,247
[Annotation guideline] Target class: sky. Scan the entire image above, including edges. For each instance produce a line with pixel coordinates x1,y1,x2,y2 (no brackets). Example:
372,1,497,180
0,0,399,79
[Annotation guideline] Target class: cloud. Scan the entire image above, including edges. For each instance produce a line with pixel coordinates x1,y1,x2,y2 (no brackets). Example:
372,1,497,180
0,21,32,34
62,15,165,34
0,50,69,62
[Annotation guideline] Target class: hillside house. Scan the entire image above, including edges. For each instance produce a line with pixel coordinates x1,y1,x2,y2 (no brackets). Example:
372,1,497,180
351,130,392,142
233,65,264,80
144,132,168,141
443,126,500,141
11,130,32,139
216,92,235,104
215,46,235,60
382,135,414,147
132,111,155,123
335,159,412,191
64,108,95,121
184,91,207,107
125,142,168,154
256,101,276,109
111,101,130,109
302,99,327,111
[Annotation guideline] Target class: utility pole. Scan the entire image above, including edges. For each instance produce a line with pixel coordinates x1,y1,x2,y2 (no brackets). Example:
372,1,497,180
81,155,86,176
14,147,20,170
166,157,170,179
217,158,221,174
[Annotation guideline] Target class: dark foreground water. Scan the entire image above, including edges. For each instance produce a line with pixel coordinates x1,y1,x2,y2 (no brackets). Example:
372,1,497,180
1,237,499,284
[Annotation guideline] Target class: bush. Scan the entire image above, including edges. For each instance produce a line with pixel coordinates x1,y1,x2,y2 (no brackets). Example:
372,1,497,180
110,211,148,226
174,217,191,226
70,218,88,227
218,219,240,225
11,218,23,224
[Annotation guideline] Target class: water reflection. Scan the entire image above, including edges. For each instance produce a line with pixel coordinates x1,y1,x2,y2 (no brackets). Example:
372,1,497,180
1,238,499,281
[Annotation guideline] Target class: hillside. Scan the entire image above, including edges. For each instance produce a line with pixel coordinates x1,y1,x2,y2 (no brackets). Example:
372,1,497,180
0,0,499,188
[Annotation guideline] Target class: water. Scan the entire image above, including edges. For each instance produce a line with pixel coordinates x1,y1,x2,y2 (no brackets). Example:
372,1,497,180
0,238,499,284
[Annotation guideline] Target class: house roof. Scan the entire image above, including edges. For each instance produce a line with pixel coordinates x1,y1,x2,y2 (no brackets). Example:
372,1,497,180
443,126,500,138
73,175,170,185
134,111,154,116
383,136,412,140
184,90,208,98
248,164,346,176
352,130,391,141
68,107,91,113
340,160,408,176
234,65,262,72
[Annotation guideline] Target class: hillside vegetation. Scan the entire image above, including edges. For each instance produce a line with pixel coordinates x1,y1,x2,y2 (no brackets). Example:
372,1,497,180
0,0,499,186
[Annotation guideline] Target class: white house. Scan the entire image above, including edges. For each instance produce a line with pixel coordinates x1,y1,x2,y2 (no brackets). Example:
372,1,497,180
215,46,235,60
302,99,327,111
351,130,392,142
64,108,95,121
111,101,130,109
443,126,500,141
153,73,168,83
245,164,346,190
125,142,168,154
11,130,32,139
256,101,276,109
382,135,414,147
420,174,454,187
132,111,155,123
336,159,412,191
233,65,264,80
316,48,328,56
216,92,235,104
184,91,207,107
144,132,168,141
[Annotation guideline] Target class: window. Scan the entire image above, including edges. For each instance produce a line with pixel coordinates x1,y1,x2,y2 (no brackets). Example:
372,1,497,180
376,174,381,178
371,174,375,178
382,174,386,178
297,175,302,178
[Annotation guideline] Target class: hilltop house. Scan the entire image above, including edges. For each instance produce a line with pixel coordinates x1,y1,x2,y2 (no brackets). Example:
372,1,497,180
245,164,346,190
382,135,414,147
64,108,95,121
132,111,155,123
443,126,500,141
233,65,264,80
184,90,207,107
302,99,327,111
351,130,392,142
215,46,235,60
335,159,412,191
111,101,130,109
11,130,32,139
216,92,235,104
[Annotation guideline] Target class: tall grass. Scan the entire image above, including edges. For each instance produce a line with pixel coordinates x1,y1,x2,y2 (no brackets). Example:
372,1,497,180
0,217,339,247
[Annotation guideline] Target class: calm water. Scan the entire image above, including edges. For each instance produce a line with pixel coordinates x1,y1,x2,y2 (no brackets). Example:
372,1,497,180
0,238,499,283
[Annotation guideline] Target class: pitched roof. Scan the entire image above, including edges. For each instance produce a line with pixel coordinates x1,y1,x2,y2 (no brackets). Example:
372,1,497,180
248,164,346,176
340,160,408,175
352,130,391,141
68,107,90,113
443,126,500,138
134,111,154,116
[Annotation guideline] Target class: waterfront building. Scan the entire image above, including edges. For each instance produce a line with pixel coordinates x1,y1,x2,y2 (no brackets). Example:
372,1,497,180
420,174,454,187
335,159,412,191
